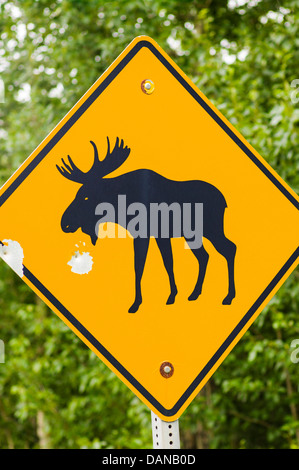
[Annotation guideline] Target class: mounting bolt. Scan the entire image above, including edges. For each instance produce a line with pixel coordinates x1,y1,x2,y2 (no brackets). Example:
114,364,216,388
141,79,155,95
160,361,174,378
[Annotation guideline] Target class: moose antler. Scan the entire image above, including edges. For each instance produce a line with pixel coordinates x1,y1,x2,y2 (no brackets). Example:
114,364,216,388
56,155,89,184
96,137,131,177
56,137,131,184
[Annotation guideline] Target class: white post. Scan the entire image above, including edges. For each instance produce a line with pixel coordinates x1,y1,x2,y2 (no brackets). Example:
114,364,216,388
151,411,180,449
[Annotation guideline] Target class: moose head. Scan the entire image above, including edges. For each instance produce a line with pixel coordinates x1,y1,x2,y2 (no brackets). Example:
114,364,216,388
56,137,131,245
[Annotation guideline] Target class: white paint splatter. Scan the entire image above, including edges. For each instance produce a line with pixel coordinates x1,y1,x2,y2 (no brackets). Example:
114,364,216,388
0,239,24,277
67,251,93,275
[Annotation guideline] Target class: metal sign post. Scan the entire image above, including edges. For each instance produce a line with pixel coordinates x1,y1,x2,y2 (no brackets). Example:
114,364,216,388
151,411,180,449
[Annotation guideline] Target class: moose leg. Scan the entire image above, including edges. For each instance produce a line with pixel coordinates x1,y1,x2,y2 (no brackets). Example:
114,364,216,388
155,238,178,305
210,234,236,305
129,237,150,313
185,242,209,301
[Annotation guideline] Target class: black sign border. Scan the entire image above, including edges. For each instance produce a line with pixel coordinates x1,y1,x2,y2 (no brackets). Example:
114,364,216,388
1,39,298,418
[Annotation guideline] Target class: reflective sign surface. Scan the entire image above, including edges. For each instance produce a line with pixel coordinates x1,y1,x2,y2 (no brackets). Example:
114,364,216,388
0,36,298,420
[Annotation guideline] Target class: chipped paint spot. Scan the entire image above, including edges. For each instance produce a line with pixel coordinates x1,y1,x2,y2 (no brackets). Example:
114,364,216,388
0,239,24,277
67,251,93,275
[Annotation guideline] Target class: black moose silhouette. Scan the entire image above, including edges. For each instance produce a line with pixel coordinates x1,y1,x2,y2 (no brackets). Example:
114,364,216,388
57,137,236,313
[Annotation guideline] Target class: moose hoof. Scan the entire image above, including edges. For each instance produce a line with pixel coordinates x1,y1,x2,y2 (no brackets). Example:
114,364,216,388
166,287,178,305
188,290,201,301
166,296,175,305
222,294,234,305
128,301,141,313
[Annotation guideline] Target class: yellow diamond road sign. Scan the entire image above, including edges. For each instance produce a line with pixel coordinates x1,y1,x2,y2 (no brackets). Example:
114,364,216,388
0,36,298,421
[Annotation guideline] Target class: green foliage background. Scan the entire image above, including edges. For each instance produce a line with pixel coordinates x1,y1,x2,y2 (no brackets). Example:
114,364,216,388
0,0,298,449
